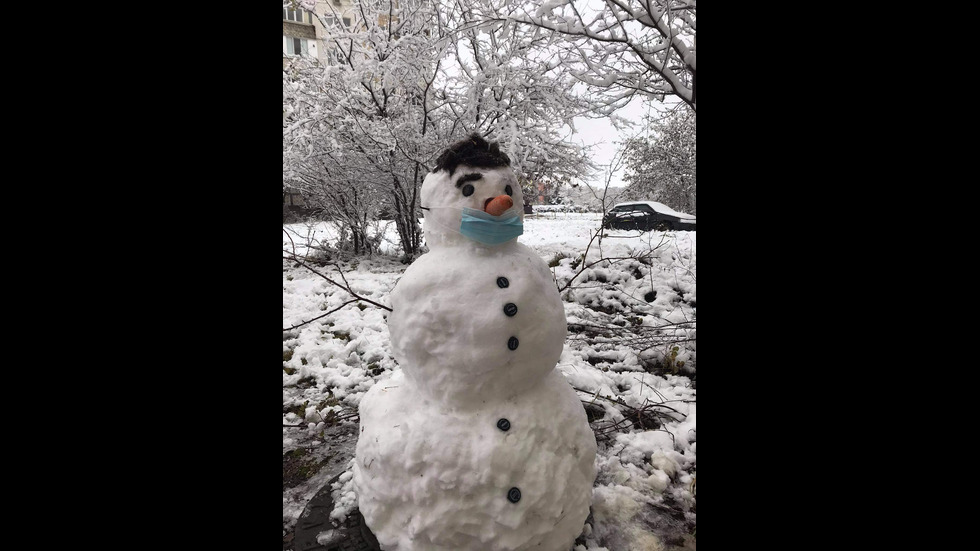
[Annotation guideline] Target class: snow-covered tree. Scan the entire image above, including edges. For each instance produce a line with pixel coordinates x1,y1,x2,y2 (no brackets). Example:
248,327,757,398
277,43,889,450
466,0,696,113
620,106,696,214
442,3,596,186
284,0,446,258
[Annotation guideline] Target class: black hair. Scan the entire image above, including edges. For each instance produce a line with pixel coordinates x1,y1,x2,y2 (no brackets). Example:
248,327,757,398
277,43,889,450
433,134,511,177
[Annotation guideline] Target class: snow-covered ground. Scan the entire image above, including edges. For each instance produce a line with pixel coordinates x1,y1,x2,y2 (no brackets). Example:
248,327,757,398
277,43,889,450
283,213,696,550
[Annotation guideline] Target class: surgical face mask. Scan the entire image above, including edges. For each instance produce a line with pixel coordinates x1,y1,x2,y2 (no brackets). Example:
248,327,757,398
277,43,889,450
422,205,524,246
459,207,524,245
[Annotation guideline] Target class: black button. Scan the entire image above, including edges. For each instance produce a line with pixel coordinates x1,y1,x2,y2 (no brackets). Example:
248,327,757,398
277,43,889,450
507,487,521,503
508,337,519,350
497,418,511,431
497,277,510,288
504,303,518,317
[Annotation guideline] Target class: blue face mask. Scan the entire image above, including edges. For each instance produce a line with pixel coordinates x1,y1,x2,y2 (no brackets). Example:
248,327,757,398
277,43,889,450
460,207,524,245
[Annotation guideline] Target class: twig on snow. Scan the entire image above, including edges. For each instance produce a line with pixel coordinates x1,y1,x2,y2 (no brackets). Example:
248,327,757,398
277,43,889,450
283,254,393,333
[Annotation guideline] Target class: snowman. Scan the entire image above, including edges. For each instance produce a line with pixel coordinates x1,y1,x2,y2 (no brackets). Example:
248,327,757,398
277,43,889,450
353,135,597,551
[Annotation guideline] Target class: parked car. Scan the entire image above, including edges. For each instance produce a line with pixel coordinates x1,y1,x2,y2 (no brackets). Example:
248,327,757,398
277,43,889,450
602,201,696,232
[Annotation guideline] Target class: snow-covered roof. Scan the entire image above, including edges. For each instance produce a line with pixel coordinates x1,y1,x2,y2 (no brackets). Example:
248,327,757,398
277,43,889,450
610,201,696,221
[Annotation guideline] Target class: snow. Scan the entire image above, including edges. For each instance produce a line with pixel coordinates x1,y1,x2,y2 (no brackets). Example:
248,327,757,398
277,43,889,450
535,0,568,19
284,209,696,550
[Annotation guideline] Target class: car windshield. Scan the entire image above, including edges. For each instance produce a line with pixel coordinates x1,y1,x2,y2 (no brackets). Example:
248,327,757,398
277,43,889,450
610,202,694,219
612,206,649,214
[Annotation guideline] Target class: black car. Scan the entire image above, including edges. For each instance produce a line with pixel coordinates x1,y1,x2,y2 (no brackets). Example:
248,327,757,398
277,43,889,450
602,201,696,232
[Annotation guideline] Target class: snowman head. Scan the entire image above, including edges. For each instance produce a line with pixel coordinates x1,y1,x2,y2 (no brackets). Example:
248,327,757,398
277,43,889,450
421,135,526,248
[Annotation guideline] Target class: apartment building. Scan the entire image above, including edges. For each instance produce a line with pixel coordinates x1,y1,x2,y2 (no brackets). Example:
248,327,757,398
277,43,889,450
283,6,318,66
282,1,359,68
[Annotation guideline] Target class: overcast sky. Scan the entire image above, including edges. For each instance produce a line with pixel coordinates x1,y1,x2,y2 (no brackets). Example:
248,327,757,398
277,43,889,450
571,97,682,188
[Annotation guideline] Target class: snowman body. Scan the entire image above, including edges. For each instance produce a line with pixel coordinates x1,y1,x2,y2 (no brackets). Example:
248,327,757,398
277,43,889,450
353,143,597,550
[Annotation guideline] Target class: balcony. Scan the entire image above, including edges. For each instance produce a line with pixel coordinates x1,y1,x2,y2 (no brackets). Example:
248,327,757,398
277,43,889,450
283,20,316,40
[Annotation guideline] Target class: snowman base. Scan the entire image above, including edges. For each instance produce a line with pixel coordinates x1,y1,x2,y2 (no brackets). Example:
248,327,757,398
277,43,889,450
294,472,381,551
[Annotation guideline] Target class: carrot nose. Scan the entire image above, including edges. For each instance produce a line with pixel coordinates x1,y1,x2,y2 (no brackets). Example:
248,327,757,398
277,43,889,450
484,195,514,216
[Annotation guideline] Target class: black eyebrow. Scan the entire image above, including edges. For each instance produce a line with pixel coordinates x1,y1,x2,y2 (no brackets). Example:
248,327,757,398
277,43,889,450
455,173,483,188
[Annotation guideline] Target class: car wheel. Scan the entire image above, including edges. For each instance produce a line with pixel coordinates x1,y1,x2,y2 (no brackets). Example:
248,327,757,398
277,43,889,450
656,221,673,231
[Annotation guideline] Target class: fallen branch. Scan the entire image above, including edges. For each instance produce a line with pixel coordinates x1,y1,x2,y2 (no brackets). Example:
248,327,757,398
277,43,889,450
574,385,687,442
282,300,359,332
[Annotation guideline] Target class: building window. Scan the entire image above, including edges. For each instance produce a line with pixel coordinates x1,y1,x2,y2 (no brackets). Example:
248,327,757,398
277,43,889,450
283,8,307,23
343,17,351,27
285,37,310,57
332,0,342,6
